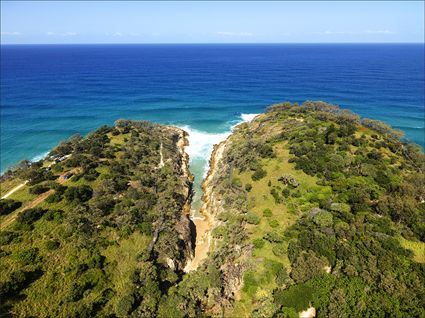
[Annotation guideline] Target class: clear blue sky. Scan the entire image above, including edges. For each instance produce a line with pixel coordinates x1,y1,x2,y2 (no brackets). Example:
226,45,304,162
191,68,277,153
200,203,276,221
1,1,424,44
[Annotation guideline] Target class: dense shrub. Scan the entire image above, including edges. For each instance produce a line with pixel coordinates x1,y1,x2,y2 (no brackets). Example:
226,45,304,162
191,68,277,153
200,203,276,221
290,252,328,283
264,231,284,243
274,283,312,312
269,219,279,228
46,192,63,203
263,208,273,217
115,294,135,317
0,231,17,245
16,207,46,225
22,166,54,185
252,167,267,181
257,144,275,158
245,212,260,225
83,169,100,181
67,282,87,302
0,199,22,215
64,185,93,203
45,239,60,250
253,238,265,249
242,271,259,297
29,184,50,195
48,182,67,194
275,266,289,286
312,210,333,227
278,174,299,188
272,243,286,256
15,247,40,265
271,188,282,204
43,209,64,222
0,269,41,298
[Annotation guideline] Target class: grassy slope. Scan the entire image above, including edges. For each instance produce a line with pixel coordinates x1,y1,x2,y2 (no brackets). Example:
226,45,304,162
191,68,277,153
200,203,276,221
231,142,325,316
0,178,25,197
399,236,425,263
209,103,424,317
1,134,124,316
1,103,424,317
0,123,191,317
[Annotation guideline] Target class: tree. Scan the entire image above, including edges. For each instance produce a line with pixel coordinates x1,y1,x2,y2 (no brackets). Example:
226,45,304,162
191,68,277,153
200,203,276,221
274,283,313,312
245,212,260,225
263,208,273,217
16,207,46,225
0,199,22,215
278,174,299,188
253,238,265,249
16,247,40,265
64,185,93,203
46,192,63,203
252,167,267,181
22,166,54,185
290,251,328,283
325,124,337,144
312,210,333,227
272,243,286,256
29,184,50,195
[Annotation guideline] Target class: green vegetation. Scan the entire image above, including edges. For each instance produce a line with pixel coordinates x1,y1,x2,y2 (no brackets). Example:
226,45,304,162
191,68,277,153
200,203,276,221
28,184,50,195
1,101,424,317
0,120,193,317
263,208,273,217
245,211,261,224
399,236,425,263
0,199,22,216
0,177,25,197
177,101,424,317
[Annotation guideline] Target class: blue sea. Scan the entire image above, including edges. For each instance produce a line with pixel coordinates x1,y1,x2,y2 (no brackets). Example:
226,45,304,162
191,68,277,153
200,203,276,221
1,44,424,208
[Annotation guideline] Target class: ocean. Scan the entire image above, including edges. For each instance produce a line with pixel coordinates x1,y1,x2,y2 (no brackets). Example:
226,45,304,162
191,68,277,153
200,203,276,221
1,44,424,209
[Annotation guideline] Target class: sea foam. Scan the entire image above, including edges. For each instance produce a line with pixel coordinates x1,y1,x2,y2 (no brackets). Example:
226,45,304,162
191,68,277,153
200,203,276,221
31,151,50,163
180,113,259,213
179,112,261,184
181,113,260,172
240,113,259,122
180,126,231,168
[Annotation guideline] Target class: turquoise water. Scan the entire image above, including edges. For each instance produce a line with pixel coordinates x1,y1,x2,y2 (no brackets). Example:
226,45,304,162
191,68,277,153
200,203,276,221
1,44,424,206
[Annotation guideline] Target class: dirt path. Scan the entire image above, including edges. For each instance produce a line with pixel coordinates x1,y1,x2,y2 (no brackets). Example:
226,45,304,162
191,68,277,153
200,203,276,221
0,190,53,230
1,181,28,199
159,143,164,168
0,169,78,230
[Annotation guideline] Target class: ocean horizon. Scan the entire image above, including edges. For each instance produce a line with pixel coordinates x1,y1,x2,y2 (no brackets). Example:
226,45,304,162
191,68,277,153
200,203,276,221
1,43,424,204
2,1,425,314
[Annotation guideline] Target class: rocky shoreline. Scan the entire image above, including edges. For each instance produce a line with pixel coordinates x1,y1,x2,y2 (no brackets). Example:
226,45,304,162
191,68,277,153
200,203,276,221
175,128,194,215
170,127,196,269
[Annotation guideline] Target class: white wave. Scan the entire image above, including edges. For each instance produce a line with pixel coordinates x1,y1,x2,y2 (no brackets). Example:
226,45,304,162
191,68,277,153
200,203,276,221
179,113,260,178
179,125,231,176
178,113,262,213
240,113,259,122
31,151,49,163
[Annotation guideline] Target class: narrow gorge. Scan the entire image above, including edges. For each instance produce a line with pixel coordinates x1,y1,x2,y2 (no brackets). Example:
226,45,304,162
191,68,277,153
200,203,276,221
1,101,424,318
184,140,226,272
